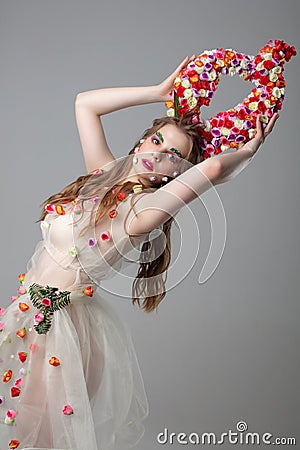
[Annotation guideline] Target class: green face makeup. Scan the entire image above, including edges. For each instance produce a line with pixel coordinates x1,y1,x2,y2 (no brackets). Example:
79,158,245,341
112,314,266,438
170,147,183,158
156,131,164,143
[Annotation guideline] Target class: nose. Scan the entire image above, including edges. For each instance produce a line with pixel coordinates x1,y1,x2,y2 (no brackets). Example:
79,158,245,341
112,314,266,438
152,152,161,162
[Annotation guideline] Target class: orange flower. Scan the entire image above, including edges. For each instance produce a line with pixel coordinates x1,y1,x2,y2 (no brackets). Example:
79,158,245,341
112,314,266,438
56,205,66,215
109,209,118,219
190,75,199,83
3,369,13,382
83,286,94,297
19,302,30,312
16,328,26,339
165,101,174,109
9,441,20,449
18,273,26,283
49,356,61,367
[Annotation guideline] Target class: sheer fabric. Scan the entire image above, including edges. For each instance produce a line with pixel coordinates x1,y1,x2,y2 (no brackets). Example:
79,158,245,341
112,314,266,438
0,193,149,450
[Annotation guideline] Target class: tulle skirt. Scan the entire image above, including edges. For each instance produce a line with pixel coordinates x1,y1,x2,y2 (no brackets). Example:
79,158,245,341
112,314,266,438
0,285,149,450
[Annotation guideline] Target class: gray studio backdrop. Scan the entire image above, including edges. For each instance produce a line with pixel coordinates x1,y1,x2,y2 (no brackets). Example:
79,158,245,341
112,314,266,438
1,1,299,449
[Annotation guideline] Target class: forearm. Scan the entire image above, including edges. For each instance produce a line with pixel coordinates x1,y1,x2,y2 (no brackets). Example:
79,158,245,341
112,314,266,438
215,148,253,184
75,85,162,116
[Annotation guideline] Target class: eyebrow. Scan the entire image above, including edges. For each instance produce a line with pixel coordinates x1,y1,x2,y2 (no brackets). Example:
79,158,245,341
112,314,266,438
156,131,164,143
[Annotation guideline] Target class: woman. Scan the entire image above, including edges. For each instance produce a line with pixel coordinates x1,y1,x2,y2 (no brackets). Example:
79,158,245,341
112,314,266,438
0,56,278,450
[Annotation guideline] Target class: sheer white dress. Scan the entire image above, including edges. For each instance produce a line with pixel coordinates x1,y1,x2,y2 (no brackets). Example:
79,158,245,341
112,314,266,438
0,187,151,450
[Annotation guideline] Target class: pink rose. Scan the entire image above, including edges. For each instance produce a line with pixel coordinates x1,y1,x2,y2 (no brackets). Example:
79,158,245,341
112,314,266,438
34,312,44,325
29,343,39,354
62,404,74,415
41,297,51,307
7,409,17,419
14,378,23,388
18,286,26,295
0,307,6,315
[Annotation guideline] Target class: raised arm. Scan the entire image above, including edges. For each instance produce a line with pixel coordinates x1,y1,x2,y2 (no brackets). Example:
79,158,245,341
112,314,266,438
126,113,279,236
75,57,194,174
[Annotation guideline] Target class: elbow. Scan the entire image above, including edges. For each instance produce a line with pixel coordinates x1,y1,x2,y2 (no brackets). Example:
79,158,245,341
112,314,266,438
75,92,83,105
212,158,223,185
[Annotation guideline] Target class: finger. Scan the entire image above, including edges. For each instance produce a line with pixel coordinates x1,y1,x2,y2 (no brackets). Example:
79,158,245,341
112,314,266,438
264,113,279,135
171,56,189,77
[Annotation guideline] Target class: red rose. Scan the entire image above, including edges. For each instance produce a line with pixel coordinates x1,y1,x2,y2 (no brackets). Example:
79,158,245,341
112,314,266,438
11,387,21,398
176,86,185,97
18,352,28,363
263,60,275,69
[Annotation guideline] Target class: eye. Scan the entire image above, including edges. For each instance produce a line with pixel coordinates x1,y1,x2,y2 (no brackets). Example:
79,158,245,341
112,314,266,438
151,135,161,145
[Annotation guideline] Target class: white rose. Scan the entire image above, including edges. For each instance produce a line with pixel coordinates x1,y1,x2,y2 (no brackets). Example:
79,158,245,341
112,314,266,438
196,66,204,74
229,67,236,76
220,127,230,136
240,60,248,69
167,109,175,117
182,79,191,88
174,77,181,84
264,53,273,60
264,99,272,108
256,62,264,71
216,59,225,67
188,97,198,108
221,144,230,152
204,121,212,132
280,88,285,96
209,71,217,81
260,115,268,123
234,119,244,129
272,66,282,74
249,102,258,111
183,89,193,98
248,129,256,139
199,89,206,97
272,87,281,98
269,73,278,82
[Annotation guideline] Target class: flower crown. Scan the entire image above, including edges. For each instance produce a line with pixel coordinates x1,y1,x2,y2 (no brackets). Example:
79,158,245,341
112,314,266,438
165,40,297,159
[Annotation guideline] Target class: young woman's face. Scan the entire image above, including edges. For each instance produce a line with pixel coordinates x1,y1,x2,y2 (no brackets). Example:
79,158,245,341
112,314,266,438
132,124,193,183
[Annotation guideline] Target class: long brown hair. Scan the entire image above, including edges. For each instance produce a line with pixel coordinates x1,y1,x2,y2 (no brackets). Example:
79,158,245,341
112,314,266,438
37,114,205,313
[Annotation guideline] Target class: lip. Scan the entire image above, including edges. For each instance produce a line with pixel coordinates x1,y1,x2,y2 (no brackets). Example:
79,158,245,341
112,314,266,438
142,158,154,171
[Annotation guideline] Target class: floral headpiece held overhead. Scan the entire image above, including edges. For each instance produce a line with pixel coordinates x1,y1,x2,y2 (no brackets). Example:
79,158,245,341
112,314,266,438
165,40,297,159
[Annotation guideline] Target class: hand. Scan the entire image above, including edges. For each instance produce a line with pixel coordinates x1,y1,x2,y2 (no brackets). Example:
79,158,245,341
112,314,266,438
237,113,280,157
156,55,196,102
